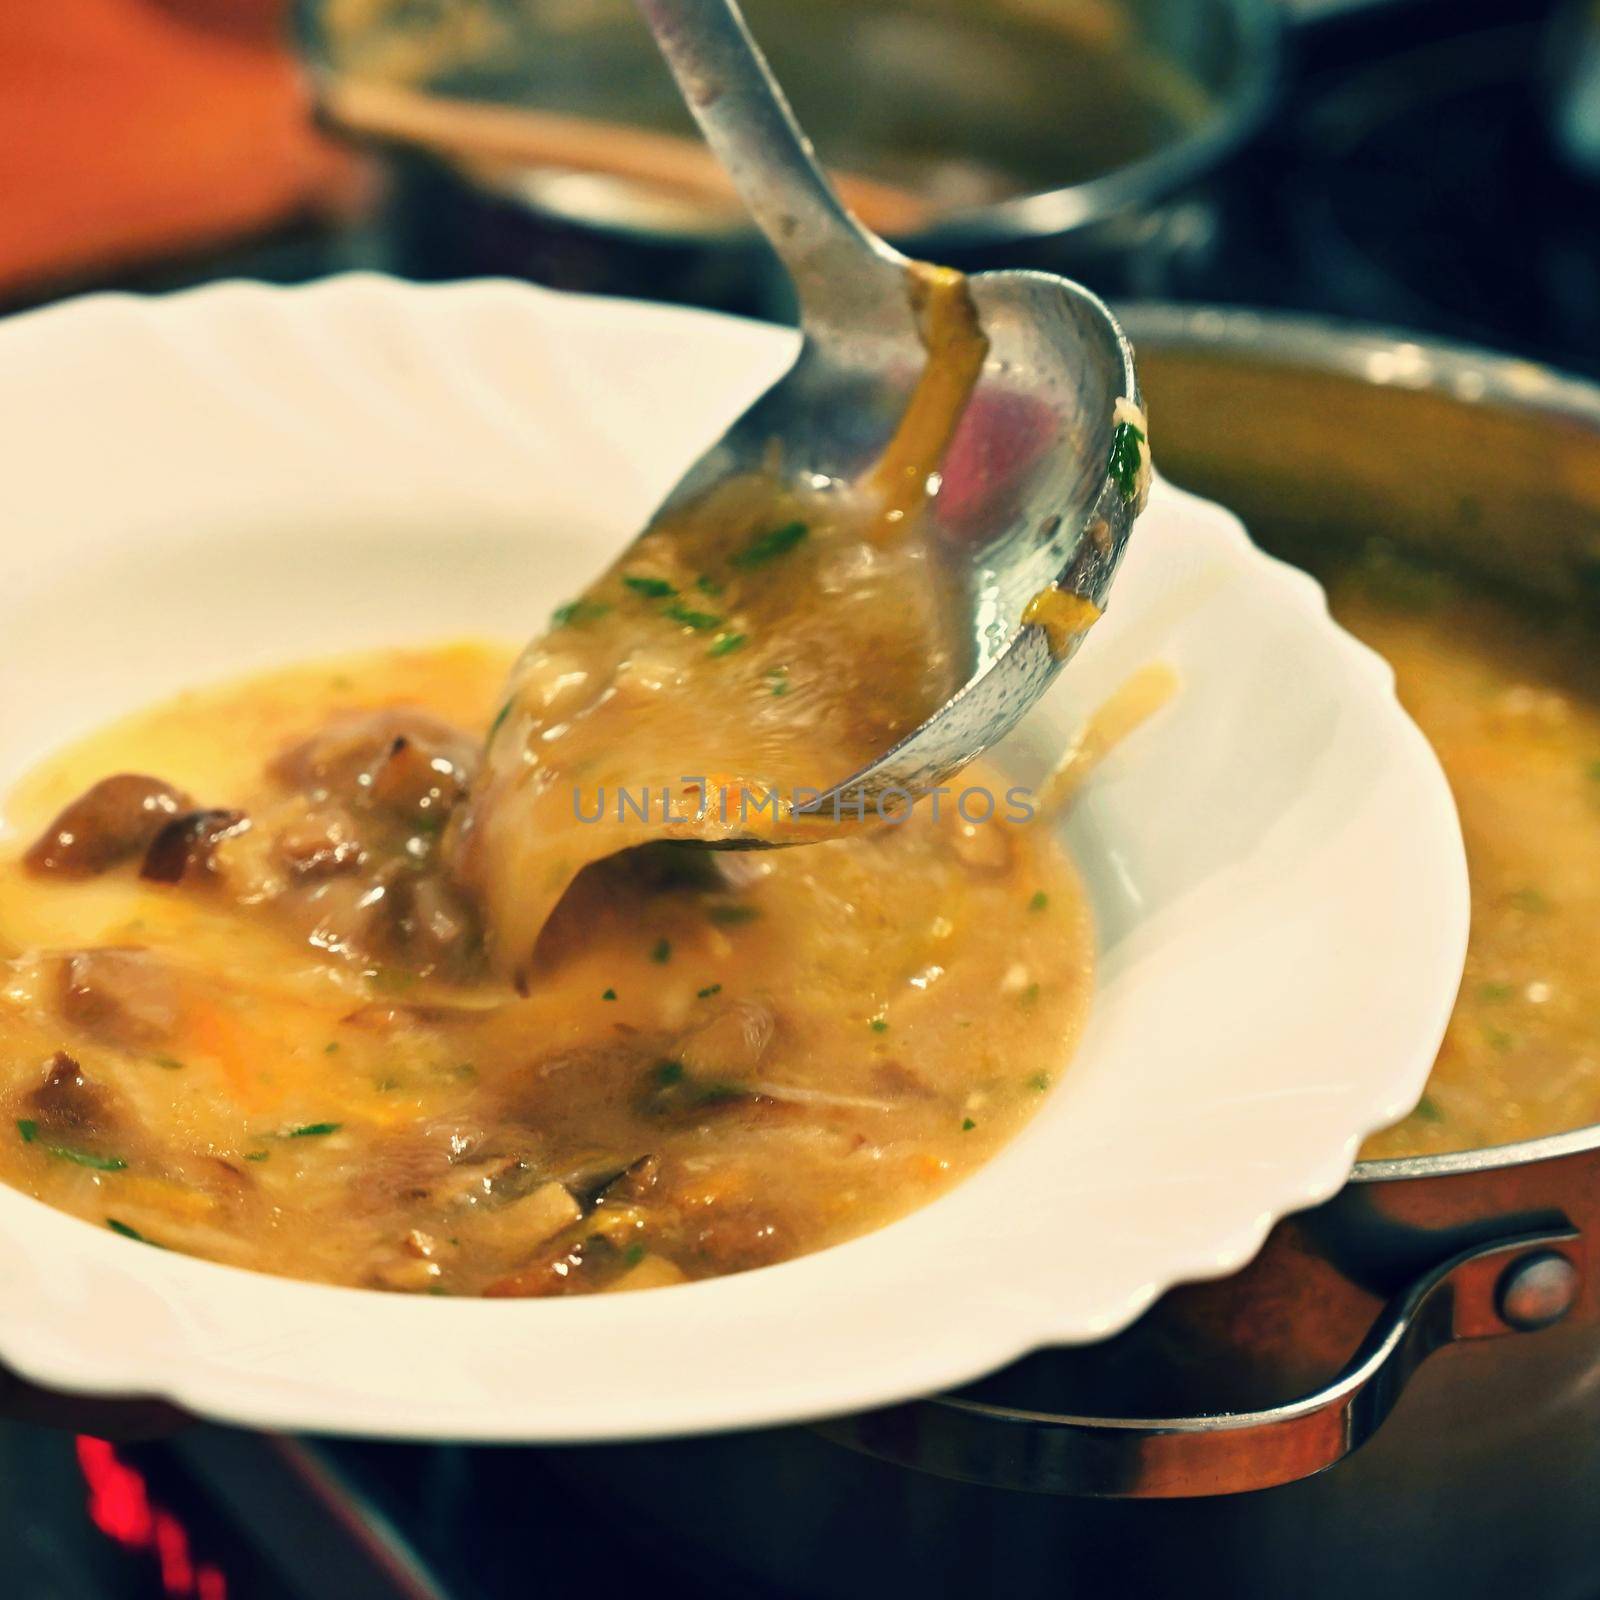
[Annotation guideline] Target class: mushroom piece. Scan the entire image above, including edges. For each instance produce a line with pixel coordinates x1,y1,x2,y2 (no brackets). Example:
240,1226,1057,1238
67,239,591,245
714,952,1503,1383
363,735,469,826
387,873,481,972
371,1229,445,1293
458,1180,582,1254
423,1151,537,1212
56,949,181,1048
601,1254,688,1293
688,1205,789,1274
372,1257,443,1293
24,774,190,877
26,1051,117,1139
482,1233,618,1299
141,809,249,884
582,1153,660,1208
285,874,390,963
276,806,365,880
352,1122,491,1210
271,710,477,820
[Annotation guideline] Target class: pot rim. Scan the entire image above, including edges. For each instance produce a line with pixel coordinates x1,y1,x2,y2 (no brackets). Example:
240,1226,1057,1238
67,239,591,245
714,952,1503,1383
1118,300,1600,1186
907,0,1283,251
1117,302,1600,427
309,0,1283,254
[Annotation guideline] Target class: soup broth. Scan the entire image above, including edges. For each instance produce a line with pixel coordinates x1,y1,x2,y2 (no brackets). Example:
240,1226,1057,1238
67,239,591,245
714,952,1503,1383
0,644,1091,1294
1334,551,1600,1158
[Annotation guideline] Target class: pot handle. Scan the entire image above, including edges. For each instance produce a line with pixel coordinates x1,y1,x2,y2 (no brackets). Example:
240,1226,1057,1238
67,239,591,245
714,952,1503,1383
825,1227,1583,1498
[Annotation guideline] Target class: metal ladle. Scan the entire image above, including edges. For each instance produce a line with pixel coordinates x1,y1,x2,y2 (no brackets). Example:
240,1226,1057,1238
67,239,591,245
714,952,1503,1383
634,0,1146,816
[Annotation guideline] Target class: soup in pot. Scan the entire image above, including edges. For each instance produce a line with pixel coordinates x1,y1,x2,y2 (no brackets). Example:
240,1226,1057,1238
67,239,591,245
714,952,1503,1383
1332,547,1600,1158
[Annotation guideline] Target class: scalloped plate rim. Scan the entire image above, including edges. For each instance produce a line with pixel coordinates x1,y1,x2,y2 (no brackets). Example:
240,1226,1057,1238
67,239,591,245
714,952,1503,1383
0,275,1467,1441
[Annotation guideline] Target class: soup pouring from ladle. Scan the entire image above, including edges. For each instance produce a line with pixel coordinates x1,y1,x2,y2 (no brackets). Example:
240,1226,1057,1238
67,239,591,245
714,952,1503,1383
630,0,1148,822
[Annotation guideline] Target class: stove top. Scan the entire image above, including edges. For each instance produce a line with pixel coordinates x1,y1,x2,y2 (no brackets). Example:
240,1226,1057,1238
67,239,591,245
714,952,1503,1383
0,1426,749,1600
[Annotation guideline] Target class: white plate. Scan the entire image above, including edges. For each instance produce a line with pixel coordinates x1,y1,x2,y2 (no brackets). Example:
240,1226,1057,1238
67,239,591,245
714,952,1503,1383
0,276,1467,1440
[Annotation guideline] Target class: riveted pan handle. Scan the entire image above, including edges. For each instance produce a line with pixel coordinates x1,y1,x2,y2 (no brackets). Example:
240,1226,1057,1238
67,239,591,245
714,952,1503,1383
824,1228,1583,1499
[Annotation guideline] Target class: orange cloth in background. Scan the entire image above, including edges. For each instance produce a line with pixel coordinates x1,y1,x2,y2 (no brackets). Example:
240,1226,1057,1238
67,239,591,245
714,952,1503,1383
0,0,360,297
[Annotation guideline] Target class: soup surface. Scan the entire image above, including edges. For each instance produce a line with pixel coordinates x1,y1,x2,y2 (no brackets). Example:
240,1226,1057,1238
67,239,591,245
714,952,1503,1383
1335,550,1600,1158
0,644,1091,1293
458,468,967,985
0,253,1108,1292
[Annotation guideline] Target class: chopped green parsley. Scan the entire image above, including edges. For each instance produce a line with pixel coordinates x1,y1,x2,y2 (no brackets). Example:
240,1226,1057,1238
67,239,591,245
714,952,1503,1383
732,521,808,568
623,574,677,599
1108,421,1145,503
551,598,611,628
107,1219,162,1246
664,603,722,631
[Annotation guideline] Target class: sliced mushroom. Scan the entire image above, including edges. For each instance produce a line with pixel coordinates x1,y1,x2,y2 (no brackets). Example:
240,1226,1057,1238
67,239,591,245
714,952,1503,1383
56,949,181,1048
363,735,469,825
355,1122,490,1208
140,809,249,884
371,1231,445,1293
601,1253,688,1293
271,710,477,817
430,1152,538,1211
26,1051,116,1138
388,873,481,972
372,1258,443,1293
24,774,190,878
637,1062,772,1121
458,1180,582,1254
584,1153,660,1208
276,806,365,880
871,1060,936,1100
482,1233,618,1299
287,875,390,962
688,1205,789,1274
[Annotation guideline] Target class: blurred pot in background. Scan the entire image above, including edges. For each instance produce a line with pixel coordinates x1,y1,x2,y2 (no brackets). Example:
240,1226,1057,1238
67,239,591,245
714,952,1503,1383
299,0,1279,315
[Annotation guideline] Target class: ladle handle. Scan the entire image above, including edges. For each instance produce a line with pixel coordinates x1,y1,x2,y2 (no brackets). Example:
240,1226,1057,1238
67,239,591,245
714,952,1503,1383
634,0,908,331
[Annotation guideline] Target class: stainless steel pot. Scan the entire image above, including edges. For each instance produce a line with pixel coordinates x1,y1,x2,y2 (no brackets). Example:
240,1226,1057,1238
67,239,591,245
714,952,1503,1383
298,0,1279,313
542,309,1600,1600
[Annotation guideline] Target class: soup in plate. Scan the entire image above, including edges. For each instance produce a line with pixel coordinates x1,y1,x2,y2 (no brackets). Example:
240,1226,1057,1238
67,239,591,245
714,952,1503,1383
0,259,1147,1294
0,258,1113,1295
0,643,1090,1294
